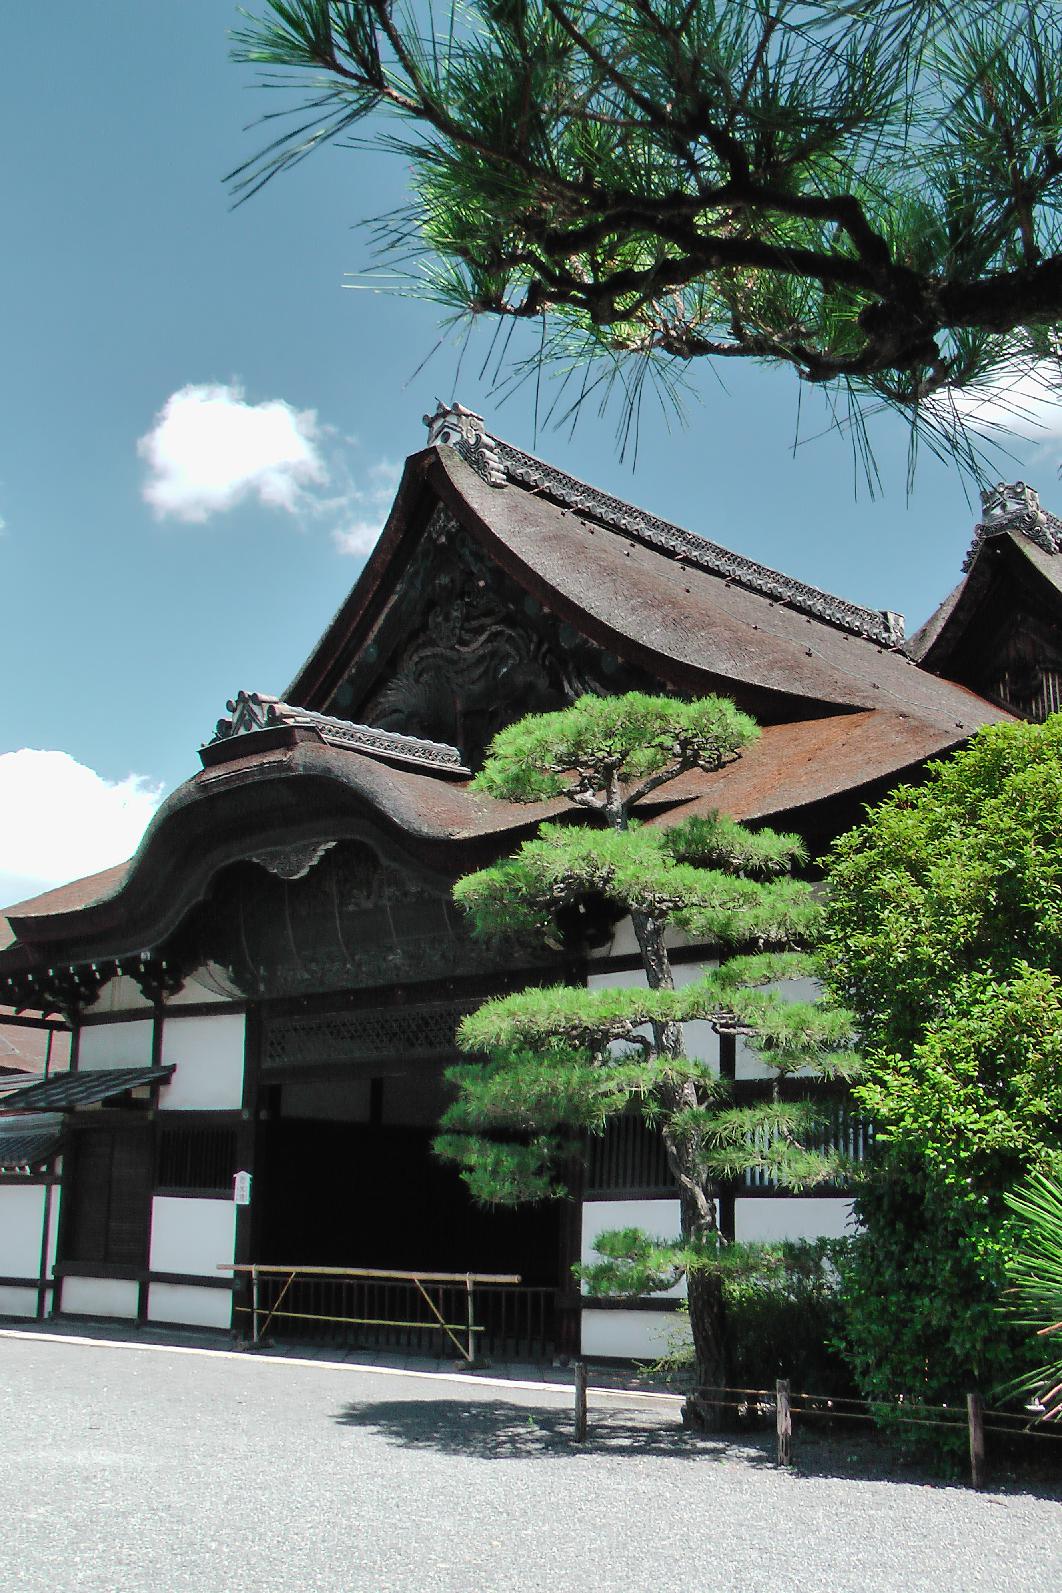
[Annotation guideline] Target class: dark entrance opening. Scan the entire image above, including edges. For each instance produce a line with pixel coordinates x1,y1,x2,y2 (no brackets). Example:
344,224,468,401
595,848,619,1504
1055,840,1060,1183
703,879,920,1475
258,1117,563,1284
252,1065,571,1359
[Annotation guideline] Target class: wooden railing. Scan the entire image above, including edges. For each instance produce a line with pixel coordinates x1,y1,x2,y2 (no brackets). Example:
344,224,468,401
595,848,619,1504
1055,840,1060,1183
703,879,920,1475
221,1264,557,1363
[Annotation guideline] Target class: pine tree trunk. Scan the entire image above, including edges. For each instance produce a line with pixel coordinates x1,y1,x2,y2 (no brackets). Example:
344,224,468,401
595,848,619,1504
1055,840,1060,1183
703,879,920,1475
628,909,730,1427
624,825,731,1428
675,1173,730,1430
685,1266,729,1428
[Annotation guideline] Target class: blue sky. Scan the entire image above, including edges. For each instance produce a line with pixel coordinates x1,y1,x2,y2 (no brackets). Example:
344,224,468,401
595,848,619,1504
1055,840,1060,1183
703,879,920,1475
1,2,1059,907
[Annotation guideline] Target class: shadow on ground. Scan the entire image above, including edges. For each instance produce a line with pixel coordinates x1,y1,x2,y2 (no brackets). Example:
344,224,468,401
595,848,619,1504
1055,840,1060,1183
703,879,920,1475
332,1397,1062,1498
333,1398,770,1464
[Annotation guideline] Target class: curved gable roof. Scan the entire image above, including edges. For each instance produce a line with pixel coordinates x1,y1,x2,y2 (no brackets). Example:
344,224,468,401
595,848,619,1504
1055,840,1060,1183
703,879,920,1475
431,447,998,734
0,708,986,981
289,431,1002,738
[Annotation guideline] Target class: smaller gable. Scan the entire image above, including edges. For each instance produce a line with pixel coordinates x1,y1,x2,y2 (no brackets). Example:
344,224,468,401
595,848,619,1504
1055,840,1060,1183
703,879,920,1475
910,481,1062,721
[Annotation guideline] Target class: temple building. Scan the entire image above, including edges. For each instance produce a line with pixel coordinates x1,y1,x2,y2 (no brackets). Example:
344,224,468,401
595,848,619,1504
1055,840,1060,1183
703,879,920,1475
0,405,1052,1360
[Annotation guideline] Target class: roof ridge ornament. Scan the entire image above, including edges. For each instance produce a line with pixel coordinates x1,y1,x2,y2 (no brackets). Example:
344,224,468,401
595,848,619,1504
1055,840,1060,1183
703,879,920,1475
207,690,470,775
213,689,280,742
423,400,507,488
964,480,1062,570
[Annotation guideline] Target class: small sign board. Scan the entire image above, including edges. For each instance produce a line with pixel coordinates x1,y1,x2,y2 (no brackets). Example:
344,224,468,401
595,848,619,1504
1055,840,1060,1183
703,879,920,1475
233,1170,253,1206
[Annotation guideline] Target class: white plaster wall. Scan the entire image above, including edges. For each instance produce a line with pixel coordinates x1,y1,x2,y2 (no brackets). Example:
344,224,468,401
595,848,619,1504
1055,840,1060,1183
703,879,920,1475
0,1286,38,1317
581,1308,683,1360
580,1198,686,1299
0,1185,46,1277
85,976,152,1015
159,1013,245,1110
147,1282,233,1330
735,976,822,1080
149,1196,237,1276
673,958,720,1070
734,1198,854,1242
586,916,700,961
50,1030,73,1070
587,965,649,1065
586,915,641,960
78,1018,154,1071
587,966,650,995
60,1276,138,1318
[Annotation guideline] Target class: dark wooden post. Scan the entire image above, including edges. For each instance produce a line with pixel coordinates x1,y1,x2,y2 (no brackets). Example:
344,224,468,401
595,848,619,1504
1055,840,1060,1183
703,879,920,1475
967,1392,986,1489
574,1360,588,1443
465,1275,476,1365
776,1379,792,1466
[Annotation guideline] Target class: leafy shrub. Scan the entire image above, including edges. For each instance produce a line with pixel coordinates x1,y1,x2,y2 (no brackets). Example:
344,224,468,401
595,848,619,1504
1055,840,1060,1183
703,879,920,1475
821,719,1062,1460
656,1239,854,1398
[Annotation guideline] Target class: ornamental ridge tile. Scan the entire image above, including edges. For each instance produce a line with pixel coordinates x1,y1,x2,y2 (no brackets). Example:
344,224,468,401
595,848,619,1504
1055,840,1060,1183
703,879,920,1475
424,402,905,646
963,481,1062,571
209,691,470,774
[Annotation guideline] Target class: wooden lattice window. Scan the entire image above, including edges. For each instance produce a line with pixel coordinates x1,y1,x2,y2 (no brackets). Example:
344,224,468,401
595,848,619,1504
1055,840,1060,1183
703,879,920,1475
988,665,1062,723
63,1125,153,1267
742,1104,874,1189
585,1115,672,1196
263,1000,473,1070
156,1124,238,1194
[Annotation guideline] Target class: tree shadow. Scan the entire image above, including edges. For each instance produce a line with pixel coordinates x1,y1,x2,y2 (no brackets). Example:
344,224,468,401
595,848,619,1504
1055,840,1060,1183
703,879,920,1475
333,1397,772,1464
332,1397,1062,1497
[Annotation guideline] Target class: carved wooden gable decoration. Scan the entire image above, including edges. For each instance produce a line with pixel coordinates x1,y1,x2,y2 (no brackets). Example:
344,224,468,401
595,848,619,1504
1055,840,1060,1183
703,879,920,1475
168,832,559,1001
320,505,652,769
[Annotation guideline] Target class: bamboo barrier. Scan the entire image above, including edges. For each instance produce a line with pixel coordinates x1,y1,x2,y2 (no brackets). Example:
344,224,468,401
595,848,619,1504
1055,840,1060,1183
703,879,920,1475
220,1262,521,1363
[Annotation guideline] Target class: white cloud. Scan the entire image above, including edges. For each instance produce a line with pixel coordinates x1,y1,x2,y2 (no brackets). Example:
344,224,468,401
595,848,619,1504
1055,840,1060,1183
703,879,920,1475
0,750,164,908
136,384,400,560
330,458,401,558
333,519,387,557
138,382,326,522
948,359,1062,456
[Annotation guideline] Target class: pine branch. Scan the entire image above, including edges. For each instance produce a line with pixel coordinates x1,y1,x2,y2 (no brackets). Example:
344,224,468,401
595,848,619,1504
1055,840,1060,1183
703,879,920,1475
233,1,1062,460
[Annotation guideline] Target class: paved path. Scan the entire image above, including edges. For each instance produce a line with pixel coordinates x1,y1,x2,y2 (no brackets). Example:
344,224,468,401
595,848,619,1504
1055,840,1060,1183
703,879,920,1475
0,1328,1058,1593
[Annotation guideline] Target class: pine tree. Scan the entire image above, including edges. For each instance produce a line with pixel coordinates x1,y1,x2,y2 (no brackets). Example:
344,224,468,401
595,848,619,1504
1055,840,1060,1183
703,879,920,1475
434,693,858,1416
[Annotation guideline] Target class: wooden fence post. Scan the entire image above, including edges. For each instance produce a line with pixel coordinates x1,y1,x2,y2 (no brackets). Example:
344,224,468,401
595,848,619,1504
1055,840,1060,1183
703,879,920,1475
465,1275,476,1365
967,1392,986,1490
574,1360,588,1443
776,1379,792,1467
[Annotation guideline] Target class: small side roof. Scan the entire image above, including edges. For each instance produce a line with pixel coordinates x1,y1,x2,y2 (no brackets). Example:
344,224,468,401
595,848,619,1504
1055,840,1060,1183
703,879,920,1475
1,1066,174,1112
0,866,129,953
0,1113,64,1169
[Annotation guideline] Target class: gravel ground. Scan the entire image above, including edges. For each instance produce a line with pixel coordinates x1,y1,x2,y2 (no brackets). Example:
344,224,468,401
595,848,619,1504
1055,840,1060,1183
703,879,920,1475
0,1328,1058,1593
